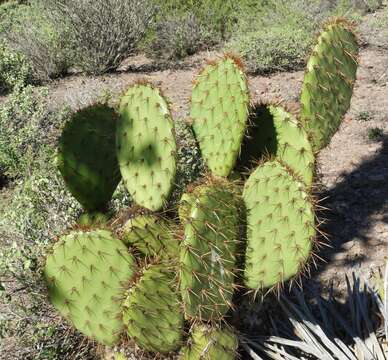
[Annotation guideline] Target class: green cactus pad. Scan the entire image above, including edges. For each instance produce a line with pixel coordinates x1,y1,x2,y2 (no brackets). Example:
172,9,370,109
178,191,196,222
180,180,240,321
243,160,315,290
122,263,183,353
117,83,177,211
180,325,238,360
44,229,135,346
122,215,178,260
57,104,121,211
78,212,109,227
300,19,358,151
239,104,315,186
190,55,250,177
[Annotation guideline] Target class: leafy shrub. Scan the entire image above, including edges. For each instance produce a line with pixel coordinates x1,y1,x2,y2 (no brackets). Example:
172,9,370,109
148,11,208,60
0,84,67,179
44,0,155,74
229,0,326,73
0,41,31,93
5,1,72,81
231,24,313,74
147,0,239,60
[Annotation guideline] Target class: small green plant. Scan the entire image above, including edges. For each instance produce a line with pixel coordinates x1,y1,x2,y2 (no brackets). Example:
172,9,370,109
0,41,31,93
368,127,384,141
357,110,372,121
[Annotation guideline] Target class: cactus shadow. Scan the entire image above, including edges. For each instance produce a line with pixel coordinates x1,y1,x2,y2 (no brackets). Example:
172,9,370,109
310,135,388,281
236,105,278,174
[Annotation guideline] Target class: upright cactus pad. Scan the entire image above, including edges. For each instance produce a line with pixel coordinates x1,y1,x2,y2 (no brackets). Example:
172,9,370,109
180,325,238,360
122,215,178,260
57,104,121,211
239,104,315,186
117,83,177,211
122,263,184,353
180,180,240,321
44,230,136,345
178,191,196,222
243,161,315,291
78,212,109,228
190,55,250,177
300,19,358,151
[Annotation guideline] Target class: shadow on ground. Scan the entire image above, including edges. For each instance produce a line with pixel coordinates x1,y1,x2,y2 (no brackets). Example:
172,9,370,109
309,135,388,286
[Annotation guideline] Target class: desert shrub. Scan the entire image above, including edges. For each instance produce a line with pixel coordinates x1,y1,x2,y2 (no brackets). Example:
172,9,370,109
232,24,313,74
0,41,31,93
147,0,240,60
0,191,92,359
0,84,67,179
148,11,209,60
4,1,72,81
229,0,328,73
43,0,155,74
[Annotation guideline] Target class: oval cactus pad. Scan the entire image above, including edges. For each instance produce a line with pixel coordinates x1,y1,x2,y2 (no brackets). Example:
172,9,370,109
243,160,315,291
300,19,358,151
117,83,177,211
180,180,240,321
57,104,120,211
122,263,183,353
190,55,250,177
44,229,136,345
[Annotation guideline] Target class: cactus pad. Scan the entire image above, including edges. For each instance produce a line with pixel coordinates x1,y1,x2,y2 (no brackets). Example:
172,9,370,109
243,160,315,291
117,83,177,211
180,325,238,360
239,104,315,186
122,263,183,353
122,215,178,260
57,104,120,211
78,212,109,227
300,19,358,151
190,55,250,177
178,191,196,222
180,180,240,321
44,229,135,345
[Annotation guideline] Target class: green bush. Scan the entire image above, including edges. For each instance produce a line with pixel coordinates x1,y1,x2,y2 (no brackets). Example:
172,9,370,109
0,41,31,93
43,0,155,74
0,84,67,179
147,11,209,60
5,1,72,82
231,24,313,74
227,0,377,74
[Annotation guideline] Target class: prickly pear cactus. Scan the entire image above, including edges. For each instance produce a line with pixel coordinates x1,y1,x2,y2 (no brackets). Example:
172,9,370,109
122,263,184,353
180,180,240,321
117,83,177,211
180,325,238,360
57,104,121,211
243,160,315,291
300,18,358,151
240,104,315,186
78,212,109,227
178,192,195,222
122,215,178,260
44,229,136,345
190,55,250,177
